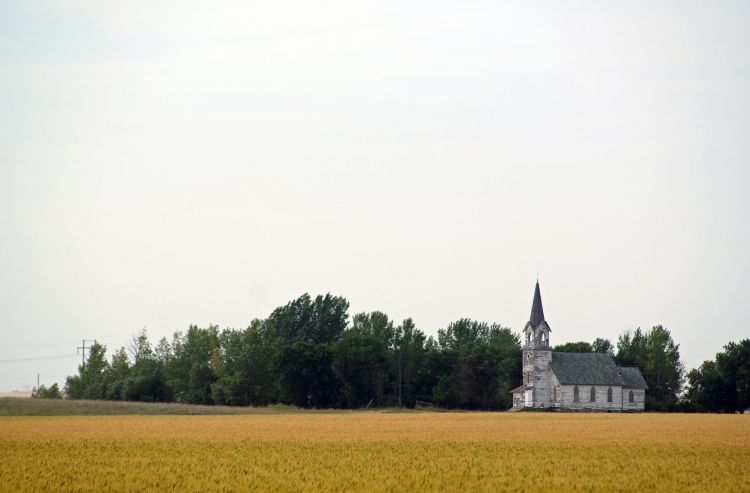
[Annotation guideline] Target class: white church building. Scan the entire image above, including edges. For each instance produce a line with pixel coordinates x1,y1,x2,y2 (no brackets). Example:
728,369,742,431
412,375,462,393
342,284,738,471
511,282,647,412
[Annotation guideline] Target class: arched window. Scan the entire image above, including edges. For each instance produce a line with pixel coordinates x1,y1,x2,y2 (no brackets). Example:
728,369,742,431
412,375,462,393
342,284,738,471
607,387,613,403
552,386,557,401
629,390,634,403
590,387,596,402
573,385,580,402
526,332,531,345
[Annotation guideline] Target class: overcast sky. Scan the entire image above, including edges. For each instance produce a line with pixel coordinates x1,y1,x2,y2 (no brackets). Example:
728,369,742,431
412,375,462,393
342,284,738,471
1,1,748,391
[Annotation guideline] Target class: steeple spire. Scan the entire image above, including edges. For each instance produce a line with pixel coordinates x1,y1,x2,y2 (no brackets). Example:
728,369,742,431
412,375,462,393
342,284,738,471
529,280,545,328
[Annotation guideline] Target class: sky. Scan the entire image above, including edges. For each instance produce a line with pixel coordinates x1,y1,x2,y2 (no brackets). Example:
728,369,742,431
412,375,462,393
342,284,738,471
1,1,748,391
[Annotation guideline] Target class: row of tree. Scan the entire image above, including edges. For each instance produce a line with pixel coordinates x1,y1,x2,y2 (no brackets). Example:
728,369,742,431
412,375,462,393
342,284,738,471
61,293,749,412
64,294,522,410
683,340,750,413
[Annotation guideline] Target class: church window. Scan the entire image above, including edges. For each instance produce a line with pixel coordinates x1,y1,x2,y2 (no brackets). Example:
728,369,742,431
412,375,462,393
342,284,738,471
607,387,613,402
628,390,634,403
552,386,557,401
573,386,579,402
590,387,596,402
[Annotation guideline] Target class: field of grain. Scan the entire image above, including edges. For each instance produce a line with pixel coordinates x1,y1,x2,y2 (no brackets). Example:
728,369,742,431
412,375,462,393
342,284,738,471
1,413,747,492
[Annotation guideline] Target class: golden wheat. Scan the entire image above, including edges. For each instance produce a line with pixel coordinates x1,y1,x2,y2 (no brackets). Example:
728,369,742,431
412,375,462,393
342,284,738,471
1,413,747,492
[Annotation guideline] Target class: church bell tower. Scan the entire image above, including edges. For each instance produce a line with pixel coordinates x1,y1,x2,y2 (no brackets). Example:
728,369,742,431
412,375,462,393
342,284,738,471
522,280,552,407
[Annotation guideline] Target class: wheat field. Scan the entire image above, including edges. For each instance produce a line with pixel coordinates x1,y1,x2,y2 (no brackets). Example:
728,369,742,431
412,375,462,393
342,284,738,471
1,412,747,492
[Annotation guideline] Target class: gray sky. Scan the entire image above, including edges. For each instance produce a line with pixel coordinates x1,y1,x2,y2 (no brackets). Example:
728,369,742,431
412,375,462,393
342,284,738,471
1,1,748,391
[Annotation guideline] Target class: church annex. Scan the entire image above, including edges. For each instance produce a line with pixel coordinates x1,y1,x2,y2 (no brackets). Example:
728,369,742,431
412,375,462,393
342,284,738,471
511,281,648,411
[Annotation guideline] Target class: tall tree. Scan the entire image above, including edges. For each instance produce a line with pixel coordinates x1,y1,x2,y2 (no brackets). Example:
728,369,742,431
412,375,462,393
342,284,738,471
104,347,131,400
718,339,750,412
616,326,684,410
351,311,396,349
333,330,389,408
123,330,169,402
432,319,521,409
393,318,428,407
269,293,350,344
65,343,109,399
276,341,338,408
684,360,728,412
213,319,281,406
163,326,220,404
592,338,614,356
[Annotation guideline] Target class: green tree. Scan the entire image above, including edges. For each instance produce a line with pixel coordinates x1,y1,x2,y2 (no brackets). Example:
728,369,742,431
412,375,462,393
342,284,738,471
163,326,220,404
716,339,750,412
393,318,428,407
553,341,593,353
616,325,684,410
32,383,62,399
351,311,396,349
276,341,338,408
65,343,109,399
212,319,281,406
104,347,131,400
489,326,522,408
437,318,490,351
333,330,389,408
432,319,521,409
123,330,169,402
684,360,727,412
592,338,614,355
688,339,750,412
269,293,349,344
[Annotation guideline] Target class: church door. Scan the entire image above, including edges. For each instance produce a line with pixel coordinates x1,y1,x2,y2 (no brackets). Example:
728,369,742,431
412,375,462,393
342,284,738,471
524,390,533,407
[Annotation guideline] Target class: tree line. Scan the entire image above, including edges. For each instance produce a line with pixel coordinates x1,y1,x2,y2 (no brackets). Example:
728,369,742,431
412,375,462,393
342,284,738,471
57,293,749,412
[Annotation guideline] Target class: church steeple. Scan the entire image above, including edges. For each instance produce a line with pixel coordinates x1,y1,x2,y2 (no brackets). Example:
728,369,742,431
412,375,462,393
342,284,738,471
529,280,545,328
524,280,551,348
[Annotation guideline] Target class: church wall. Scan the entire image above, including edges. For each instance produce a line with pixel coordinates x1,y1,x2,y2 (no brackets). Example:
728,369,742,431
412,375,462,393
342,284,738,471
550,373,560,408
621,388,646,412
523,349,552,408
557,384,624,411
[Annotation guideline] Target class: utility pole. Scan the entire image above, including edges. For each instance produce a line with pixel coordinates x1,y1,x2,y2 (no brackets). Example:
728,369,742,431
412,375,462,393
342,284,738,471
77,339,97,364
37,373,40,390
398,350,402,408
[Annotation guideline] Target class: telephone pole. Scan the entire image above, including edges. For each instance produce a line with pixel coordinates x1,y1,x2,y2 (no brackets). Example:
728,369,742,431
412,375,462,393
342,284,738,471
398,350,402,408
77,339,97,364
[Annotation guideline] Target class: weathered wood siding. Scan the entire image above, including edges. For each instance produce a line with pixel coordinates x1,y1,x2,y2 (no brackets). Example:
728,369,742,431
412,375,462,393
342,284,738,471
556,384,624,411
621,388,646,411
523,349,552,408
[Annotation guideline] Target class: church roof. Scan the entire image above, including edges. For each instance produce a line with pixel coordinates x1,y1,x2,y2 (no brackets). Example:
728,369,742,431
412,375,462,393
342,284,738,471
618,366,649,390
550,352,648,389
510,385,525,394
529,280,545,328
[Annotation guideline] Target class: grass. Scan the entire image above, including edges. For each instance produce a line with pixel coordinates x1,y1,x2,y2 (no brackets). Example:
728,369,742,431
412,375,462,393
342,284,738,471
1,412,747,492
0,397,301,416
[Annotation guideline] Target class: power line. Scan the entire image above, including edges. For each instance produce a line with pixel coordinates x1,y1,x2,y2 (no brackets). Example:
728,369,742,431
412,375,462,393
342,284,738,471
0,354,78,364
77,339,97,365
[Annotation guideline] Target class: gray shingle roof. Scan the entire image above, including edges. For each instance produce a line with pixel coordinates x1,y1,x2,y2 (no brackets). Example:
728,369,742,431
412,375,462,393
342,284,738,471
618,366,649,389
550,352,623,385
549,352,646,389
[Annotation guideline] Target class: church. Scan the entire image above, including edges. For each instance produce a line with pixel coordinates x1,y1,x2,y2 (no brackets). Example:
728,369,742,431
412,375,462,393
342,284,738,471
511,281,648,411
